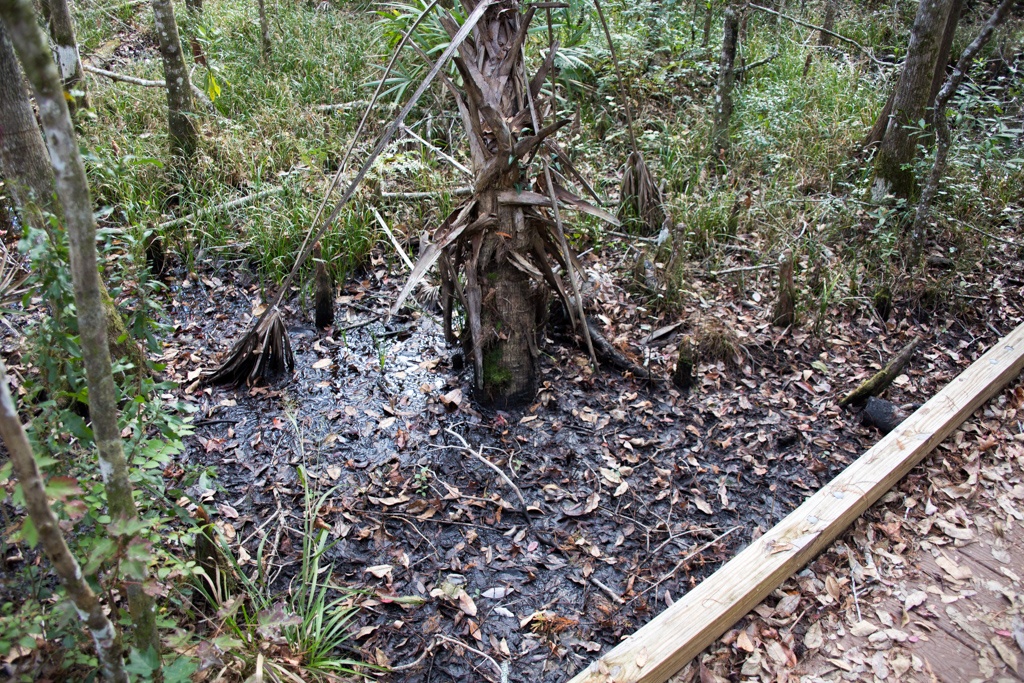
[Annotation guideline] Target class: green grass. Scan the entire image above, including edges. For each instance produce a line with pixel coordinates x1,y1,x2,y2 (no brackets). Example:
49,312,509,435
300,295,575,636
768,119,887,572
68,0,1024,319
74,0,395,282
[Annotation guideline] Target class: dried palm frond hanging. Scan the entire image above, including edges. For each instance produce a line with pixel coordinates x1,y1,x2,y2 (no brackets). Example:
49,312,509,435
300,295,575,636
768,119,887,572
592,0,666,236
620,149,666,234
206,0,490,386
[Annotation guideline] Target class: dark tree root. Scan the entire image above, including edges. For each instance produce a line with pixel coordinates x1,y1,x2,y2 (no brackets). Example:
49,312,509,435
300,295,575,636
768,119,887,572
584,317,668,384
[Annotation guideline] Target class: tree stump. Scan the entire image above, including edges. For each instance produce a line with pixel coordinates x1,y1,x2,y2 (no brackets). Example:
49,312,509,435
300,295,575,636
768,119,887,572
772,249,796,327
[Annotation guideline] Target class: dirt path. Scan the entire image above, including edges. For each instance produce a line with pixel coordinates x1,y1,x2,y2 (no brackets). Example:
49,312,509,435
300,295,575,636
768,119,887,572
671,381,1024,683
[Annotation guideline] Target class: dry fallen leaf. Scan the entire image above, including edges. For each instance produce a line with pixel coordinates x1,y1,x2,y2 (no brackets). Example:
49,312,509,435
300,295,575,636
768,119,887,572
803,621,823,650
850,620,878,637
364,564,393,580
458,590,478,617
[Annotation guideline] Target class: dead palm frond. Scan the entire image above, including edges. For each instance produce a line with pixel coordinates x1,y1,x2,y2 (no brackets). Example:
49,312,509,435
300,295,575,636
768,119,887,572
619,150,666,235
205,308,293,386
205,0,493,386
592,0,666,236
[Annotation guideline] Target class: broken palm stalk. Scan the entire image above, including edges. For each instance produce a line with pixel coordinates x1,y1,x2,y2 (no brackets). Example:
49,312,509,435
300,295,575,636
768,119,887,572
205,0,491,385
391,0,618,406
592,0,665,236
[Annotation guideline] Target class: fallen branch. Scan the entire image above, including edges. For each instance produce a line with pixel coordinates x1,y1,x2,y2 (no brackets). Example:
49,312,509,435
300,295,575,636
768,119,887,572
83,63,215,112
585,316,667,382
83,62,161,86
590,577,626,604
158,186,285,230
839,337,921,407
709,262,774,277
736,50,779,76
381,188,473,199
748,4,887,67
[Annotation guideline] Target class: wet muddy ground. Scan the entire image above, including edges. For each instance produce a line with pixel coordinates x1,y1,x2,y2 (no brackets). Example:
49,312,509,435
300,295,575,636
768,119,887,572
159,243,1024,682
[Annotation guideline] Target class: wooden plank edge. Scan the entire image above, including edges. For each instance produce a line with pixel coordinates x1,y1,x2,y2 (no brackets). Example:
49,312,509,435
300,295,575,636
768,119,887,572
567,322,1024,683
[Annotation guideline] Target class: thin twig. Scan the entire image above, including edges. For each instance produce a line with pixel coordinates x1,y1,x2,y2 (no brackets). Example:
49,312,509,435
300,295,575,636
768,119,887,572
389,642,435,672
435,635,505,683
635,526,740,600
710,263,774,277
605,229,658,243
590,576,625,604
382,188,473,199
748,4,887,67
948,215,1023,248
736,50,779,75
444,427,529,516
372,208,415,271
401,124,472,177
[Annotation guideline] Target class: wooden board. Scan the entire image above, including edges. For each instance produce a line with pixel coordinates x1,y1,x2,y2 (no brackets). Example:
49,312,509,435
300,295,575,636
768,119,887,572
568,322,1024,683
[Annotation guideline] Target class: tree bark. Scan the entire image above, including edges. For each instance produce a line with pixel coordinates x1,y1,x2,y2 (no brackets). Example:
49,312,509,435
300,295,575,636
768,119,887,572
0,358,128,683
0,0,161,658
151,0,197,162
711,6,738,158
45,0,88,111
862,2,960,152
701,0,714,47
1,20,146,371
0,20,54,227
871,0,954,200
819,0,836,46
257,0,271,60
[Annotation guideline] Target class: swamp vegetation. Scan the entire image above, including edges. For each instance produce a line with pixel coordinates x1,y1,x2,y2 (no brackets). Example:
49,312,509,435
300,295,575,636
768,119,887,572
0,0,1022,680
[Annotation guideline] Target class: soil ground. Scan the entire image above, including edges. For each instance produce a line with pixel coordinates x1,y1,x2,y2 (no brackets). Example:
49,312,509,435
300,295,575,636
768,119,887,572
161,226,1024,682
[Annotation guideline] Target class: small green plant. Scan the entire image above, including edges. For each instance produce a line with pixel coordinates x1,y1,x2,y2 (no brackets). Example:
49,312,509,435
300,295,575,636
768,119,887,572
197,420,370,682
413,465,433,496
370,330,390,373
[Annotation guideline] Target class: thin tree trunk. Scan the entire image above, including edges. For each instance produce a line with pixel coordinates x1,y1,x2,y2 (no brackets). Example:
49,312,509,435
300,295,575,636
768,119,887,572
820,0,835,46
151,0,197,162
701,0,714,47
0,0,161,658
45,0,88,111
0,21,54,228
909,0,1014,265
871,0,954,200
1,20,147,370
711,6,738,158
257,0,271,61
0,357,128,683
929,0,963,104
